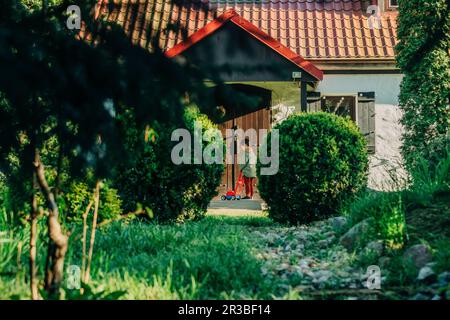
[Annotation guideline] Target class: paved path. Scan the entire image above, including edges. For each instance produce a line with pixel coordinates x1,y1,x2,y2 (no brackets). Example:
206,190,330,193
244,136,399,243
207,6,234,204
208,199,266,215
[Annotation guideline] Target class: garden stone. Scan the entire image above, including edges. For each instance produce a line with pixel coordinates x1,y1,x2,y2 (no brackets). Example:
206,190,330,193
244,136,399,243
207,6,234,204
313,270,333,284
431,295,441,301
323,231,336,239
411,293,429,300
417,266,436,282
403,244,433,269
298,259,310,268
294,231,308,241
378,256,391,269
318,239,329,248
339,219,370,251
328,216,348,232
366,241,384,257
437,272,450,286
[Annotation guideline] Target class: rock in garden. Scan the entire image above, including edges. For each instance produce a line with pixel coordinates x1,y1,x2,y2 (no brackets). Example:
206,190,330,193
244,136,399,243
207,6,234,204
403,244,433,269
366,241,384,257
437,272,450,286
417,266,436,282
298,259,310,268
313,270,333,284
328,216,348,232
339,219,370,251
318,239,329,248
378,256,391,269
411,293,429,300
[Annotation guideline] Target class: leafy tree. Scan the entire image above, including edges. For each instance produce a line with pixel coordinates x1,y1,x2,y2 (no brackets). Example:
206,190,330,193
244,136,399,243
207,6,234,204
396,0,450,171
114,106,223,223
0,0,213,298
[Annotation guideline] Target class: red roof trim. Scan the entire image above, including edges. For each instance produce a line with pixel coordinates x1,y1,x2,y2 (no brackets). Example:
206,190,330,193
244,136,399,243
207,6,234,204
165,9,323,81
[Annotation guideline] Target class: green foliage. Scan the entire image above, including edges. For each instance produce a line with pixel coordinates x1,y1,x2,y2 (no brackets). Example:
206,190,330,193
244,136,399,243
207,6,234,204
115,106,223,223
63,180,122,222
99,184,122,221
0,215,274,299
396,0,450,170
0,230,16,274
347,192,407,250
63,181,91,220
60,284,126,300
0,173,6,213
384,254,419,287
434,239,450,274
86,220,265,299
403,151,450,246
410,139,450,196
258,112,368,224
0,0,214,215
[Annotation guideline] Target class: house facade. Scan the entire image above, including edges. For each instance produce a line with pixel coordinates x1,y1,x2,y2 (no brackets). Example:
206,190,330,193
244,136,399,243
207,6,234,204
94,0,406,191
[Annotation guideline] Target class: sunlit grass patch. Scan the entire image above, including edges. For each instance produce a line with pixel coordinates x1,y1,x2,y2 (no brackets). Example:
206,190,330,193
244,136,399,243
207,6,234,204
206,210,273,227
64,218,270,299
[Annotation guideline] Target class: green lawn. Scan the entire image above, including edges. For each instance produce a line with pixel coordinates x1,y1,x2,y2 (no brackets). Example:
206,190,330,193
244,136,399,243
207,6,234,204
1,212,285,300
2,206,448,300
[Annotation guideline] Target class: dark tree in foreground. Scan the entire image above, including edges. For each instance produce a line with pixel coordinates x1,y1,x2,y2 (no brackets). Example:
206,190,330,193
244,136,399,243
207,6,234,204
0,0,212,298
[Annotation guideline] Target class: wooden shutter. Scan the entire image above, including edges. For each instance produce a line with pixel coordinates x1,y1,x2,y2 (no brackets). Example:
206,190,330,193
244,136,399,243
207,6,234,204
357,92,376,154
306,92,321,113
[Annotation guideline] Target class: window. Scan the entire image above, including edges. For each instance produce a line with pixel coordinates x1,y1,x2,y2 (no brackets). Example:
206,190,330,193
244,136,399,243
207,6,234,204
306,92,376,153
321,96,356,121
386,0,398,9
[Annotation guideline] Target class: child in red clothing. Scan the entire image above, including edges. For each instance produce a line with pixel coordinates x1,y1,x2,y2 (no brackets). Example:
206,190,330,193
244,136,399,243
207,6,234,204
239,137,257,199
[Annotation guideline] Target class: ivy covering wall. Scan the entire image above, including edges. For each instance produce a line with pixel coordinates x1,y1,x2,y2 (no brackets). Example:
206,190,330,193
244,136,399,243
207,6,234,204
396,0,450,169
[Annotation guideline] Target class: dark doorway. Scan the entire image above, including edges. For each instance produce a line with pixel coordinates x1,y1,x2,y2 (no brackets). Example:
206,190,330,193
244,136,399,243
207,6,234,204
211,84,272,199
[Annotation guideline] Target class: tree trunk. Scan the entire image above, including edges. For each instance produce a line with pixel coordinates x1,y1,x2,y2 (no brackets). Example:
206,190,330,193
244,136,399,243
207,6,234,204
81,200,93,282
33,149,68,299
29,173,39,300
84,181,101,284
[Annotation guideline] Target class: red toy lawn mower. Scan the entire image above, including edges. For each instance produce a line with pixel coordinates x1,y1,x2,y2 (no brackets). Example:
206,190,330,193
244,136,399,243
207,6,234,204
221,171,244,200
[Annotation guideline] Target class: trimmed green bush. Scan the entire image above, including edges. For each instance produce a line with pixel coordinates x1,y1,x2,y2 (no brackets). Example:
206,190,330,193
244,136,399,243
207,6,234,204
258,112,368,224
115,106,223,223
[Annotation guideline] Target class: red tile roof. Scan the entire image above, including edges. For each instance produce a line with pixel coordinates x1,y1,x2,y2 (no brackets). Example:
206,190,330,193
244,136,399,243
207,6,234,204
165,9,324,80
95,0,398,61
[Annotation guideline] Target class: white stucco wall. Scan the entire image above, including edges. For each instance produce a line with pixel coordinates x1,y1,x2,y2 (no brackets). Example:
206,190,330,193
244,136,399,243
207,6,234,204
317,74,407,190
316,74,403,105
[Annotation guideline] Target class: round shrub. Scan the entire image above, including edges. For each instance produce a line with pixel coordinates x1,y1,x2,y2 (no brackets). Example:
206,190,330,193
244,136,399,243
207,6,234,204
115,105,223,223
258,112,368,224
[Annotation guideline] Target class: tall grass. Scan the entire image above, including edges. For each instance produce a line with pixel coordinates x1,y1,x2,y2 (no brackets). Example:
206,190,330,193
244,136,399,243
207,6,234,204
409,146,450,202
345,147,450,251
0,212,274,299
345,191,407,250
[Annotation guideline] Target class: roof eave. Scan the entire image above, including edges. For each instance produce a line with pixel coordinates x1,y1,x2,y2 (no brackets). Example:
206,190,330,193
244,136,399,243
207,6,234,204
165,9,324,81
